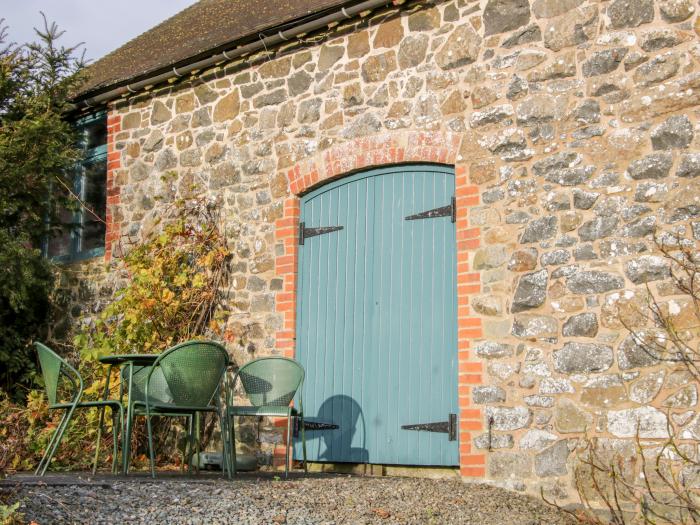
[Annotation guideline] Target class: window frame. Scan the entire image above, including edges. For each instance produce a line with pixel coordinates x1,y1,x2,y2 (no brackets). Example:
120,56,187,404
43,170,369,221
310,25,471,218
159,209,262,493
43,111,107,263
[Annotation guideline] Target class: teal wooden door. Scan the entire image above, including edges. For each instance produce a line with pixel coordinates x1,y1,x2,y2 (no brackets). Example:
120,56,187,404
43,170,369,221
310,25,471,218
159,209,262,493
295,165,458,466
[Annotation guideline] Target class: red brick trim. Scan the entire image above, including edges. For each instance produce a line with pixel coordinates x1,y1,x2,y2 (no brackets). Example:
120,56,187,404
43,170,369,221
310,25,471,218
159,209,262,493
273,131,484,477
104,110,122,262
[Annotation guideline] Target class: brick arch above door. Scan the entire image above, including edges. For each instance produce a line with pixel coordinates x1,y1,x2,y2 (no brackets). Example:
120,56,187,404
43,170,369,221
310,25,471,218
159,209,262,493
272,130,487,478
285,130,463,196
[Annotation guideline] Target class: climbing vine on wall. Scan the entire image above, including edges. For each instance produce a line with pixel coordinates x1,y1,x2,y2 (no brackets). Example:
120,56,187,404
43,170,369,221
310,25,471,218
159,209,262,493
75,195,232,362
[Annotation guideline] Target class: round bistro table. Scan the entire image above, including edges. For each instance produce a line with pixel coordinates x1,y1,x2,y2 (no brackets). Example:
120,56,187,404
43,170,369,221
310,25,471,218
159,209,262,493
97,354,159,473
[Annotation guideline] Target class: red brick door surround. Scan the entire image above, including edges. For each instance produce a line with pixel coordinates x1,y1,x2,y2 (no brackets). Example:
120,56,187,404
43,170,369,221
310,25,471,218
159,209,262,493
273,130,485,477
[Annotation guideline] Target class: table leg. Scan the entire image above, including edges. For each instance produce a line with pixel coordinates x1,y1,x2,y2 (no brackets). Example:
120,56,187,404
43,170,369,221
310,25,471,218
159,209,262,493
123,362,134,475
92,364,113,475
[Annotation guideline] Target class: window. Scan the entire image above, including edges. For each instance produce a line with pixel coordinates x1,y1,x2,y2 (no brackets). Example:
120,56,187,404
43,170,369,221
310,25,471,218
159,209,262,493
45,112,107,262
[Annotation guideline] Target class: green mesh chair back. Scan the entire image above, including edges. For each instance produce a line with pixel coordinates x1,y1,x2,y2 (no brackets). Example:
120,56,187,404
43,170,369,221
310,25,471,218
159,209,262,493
122,365,173,405
35,342,81,406
154,340,229,408
237,357,304,407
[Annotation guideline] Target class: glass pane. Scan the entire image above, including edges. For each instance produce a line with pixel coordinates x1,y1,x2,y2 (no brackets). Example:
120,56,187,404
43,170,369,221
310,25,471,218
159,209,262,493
81,158,106,252
47,198,75,258
83,119,107,150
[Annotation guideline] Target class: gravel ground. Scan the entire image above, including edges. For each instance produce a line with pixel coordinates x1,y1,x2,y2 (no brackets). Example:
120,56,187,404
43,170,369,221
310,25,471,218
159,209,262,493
2,473,576,524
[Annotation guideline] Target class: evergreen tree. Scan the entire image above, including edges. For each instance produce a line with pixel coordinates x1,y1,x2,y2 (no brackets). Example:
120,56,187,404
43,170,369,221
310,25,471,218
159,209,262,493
0,15,85,399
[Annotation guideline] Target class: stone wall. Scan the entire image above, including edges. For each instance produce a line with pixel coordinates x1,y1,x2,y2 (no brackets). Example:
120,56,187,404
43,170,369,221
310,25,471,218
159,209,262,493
68,0,700,495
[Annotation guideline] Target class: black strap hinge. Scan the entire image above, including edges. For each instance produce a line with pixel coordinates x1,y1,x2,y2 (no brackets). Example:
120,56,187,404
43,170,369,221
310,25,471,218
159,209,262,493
401,413,457,441
293,417,339,437
298,221,344,245
405,196,456,223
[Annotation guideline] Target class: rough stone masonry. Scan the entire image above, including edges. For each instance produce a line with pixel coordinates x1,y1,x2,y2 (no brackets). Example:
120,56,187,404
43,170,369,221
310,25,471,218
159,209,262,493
59,0,700,501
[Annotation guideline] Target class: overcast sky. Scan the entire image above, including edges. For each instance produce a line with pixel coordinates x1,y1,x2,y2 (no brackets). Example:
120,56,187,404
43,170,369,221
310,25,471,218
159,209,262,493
3,0,196,62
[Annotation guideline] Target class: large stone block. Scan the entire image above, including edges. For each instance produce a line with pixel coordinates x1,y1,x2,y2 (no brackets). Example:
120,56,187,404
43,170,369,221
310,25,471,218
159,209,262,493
473,245,509,269
618,331,662,370
361,51,397,83
554,398,592,433
543,6,597,51
516,95,566,126
533,152,594,186
486,406,532,431
473,386,507,404
318,45,344,71
582,48,628,77
535,440,570,477
608,0,654,28
640,28,688,52
581,375,627,407
150,100,171,125
677,154,700,178
627,153,673,180
509,248,538,271
520,429,558,450
511,269,548,313
519,216,557,243
287,71,313,97
214,89,241,122
651,115,694,150
566,271,624,294
373,17,403,48
483,0,531,36
662,384,698,408
407,7,440,31
435,24,481,70
553,342,613,374
629,370,665,404
488,452,533,479
540,377,574,394
470,104,514,127
578,216,618,241
502,24,542,48
397,34,429,70
608,406,669,438
474,433,514,449
532,0,584,18
562,312,598,337
633,52,681,87
512,314,558,339
624,255,671,284
475,341,514,359
659,0,695,22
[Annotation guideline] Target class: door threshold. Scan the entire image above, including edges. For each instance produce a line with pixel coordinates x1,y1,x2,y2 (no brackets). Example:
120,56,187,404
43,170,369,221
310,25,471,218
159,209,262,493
299,462,460,479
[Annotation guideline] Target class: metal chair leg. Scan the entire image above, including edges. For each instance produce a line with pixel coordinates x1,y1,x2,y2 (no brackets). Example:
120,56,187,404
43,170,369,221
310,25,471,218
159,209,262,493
35,409,70,475
146,413,156,478
123,364,134,475
92,364,114,475
300,413,307,473
232,414,241,476
218,409,231,479
195,412,201,475
38,404,77,476
124,407,134,475
187,414,194,476
92,409,104,475
111,405,123,474
285,412,292,479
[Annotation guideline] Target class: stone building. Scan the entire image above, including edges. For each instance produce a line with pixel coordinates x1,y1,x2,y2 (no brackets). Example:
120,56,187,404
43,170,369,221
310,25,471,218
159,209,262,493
62,0,700,496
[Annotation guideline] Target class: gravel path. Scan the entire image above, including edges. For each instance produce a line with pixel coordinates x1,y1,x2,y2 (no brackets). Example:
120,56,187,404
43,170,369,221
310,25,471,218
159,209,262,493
2,473,576,524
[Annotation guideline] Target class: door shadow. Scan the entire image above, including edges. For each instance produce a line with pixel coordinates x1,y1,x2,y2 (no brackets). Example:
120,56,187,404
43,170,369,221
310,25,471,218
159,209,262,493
306,394,368,463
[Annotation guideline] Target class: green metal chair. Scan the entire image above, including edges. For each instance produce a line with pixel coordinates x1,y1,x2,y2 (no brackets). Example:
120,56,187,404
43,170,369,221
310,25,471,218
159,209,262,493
120,364,179,475
34,342,123,476
125,340,230,478
227,356,307,478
